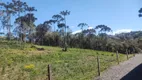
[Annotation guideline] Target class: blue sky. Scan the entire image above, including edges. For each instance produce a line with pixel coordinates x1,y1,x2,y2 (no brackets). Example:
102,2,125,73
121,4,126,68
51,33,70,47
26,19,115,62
2,0,142,34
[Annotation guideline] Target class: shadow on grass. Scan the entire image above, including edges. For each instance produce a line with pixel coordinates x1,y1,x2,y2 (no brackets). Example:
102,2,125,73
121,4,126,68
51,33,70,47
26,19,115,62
121,64,142,80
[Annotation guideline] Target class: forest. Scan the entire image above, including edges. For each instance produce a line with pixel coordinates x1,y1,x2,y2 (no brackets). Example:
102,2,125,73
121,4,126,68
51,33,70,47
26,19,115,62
0,0,142,54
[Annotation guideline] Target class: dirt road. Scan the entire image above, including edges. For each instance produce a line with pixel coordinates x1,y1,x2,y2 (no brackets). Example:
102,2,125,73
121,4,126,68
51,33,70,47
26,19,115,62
94,54,142,80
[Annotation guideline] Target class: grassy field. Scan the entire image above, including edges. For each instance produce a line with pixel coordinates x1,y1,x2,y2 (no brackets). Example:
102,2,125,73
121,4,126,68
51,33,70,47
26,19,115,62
0,40,129,80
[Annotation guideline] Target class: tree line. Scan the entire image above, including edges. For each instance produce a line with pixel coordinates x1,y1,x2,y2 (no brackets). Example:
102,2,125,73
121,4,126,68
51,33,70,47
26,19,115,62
0,0,142,53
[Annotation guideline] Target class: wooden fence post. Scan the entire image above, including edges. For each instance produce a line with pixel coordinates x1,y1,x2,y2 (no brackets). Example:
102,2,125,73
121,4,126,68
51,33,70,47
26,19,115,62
126,49,129,60
133,51,135,57
97,53,100,76
47,64,51,80
116,51,119,64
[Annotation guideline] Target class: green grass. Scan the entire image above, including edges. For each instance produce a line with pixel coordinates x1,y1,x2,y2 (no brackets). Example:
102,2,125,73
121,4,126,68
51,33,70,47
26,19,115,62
0,40,130,80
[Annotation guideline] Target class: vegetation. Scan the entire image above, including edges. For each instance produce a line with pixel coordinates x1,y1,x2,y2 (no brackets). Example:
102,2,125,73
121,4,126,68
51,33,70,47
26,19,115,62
0,40,127,80
0,0,142,80
0,0,141,53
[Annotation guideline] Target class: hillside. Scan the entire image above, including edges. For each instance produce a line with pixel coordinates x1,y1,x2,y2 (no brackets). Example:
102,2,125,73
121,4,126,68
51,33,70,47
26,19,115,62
0,40,127,80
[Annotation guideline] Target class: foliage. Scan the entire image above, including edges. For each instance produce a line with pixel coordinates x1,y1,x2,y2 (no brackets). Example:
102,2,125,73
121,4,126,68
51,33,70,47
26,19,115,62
0,40,127,80
0,0,141,54
0,1,141,80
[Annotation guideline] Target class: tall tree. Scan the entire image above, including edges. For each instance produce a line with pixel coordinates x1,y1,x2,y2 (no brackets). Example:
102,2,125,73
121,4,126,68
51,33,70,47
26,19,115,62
12,0,28,16
25,6,37,42
60,10,70,51
83,29,96,36
139,8,142,17
46,20,56,31
95,25,112,34
78,23,88,31
0,1,16,40
52,14,64,30
14,13,37,42
36,22,51,45
52,10,70,51
95,25,112,50
12,0,28,42
77,23,88,48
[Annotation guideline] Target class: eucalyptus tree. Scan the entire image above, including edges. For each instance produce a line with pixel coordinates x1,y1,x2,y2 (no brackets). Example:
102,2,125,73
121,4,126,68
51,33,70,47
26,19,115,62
14,15,30,42
11,0,37,43
14,13,37,42
0,1,16,40
12,0,29,42
12,0,28,17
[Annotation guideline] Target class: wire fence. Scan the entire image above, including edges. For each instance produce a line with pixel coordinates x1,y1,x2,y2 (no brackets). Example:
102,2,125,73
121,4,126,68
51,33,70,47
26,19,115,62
45,50,136,80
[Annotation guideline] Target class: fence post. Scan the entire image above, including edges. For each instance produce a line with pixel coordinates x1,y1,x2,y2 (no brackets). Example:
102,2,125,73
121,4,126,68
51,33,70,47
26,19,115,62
126,49,129,60
97,53,100,76
133,51,135,57
133,53,135,57
116,51,119,64
47,64,51,80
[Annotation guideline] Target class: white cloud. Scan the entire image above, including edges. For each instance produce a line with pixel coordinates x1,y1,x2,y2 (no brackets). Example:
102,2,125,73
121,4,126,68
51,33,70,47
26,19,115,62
108,29,132,35
73,29,132,35
88,26,93,29
72,26,94,34
72,30,82,34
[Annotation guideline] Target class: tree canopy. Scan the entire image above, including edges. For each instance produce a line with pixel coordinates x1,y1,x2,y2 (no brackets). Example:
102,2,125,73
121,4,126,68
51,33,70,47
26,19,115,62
0,0,141,53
